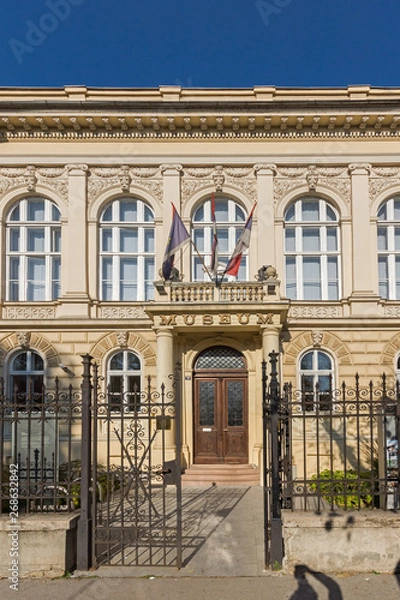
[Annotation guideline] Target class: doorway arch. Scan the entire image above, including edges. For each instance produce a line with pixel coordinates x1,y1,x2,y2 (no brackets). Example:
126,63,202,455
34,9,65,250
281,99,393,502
193,346,248,464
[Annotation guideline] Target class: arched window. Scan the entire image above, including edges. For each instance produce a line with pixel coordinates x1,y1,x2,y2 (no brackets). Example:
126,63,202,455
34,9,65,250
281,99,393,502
192,197,247,281
100,198,155,301
9,350,45,402
6,197,61,301
284,197,340,300
299,350,333,412
377,197,400,299
107,350,142,412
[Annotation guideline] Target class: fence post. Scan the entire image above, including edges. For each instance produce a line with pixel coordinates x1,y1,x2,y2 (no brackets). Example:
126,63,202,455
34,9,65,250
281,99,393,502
77,354,93,571
269,350,283,568
262,358,270,568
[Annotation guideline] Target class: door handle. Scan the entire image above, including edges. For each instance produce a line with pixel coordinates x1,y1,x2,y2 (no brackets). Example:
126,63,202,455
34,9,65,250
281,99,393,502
223,428,228,432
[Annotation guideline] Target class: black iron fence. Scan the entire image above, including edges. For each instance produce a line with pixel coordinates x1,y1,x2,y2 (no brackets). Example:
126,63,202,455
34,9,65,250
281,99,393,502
0,378,82,514
262,352,400,567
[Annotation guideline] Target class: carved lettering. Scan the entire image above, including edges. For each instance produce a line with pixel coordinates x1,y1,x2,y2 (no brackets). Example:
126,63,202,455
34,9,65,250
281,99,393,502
203,315,214,325
237,312,250,325
257,313,274,325
183,314,196,326
159,315,177,326
219,314,231,325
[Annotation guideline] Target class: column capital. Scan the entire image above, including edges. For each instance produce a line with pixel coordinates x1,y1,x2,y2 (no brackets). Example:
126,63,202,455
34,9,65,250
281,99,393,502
66,163,89,176
254,163,277,176
160,164,183,175
348,163,371,176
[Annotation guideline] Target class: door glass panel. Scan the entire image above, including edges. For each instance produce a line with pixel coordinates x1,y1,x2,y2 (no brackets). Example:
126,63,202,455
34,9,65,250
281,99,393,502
227,381,243,426
199,381,215,426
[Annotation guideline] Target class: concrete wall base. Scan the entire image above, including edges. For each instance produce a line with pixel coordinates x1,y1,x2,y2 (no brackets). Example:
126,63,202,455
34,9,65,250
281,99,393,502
0,515,78,578
283,510,400,574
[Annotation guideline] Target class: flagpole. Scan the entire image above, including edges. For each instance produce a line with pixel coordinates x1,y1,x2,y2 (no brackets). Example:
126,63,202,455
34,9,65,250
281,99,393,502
190,240,214,281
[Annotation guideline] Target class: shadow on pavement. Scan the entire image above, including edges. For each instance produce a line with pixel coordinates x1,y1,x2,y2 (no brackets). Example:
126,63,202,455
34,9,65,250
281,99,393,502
289,564,343,600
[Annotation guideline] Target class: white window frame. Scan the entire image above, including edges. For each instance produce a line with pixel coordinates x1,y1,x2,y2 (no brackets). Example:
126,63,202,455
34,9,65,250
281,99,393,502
6,197,61,302
99,198,155,301
106,350,142,413
191,196,247,281
8,349,45,400
298,349,334,412
284,197,341,301
377,197,400,300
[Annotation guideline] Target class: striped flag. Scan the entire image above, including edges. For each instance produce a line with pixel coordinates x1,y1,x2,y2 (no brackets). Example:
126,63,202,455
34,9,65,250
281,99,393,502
162,204,190,280
225,203,257,277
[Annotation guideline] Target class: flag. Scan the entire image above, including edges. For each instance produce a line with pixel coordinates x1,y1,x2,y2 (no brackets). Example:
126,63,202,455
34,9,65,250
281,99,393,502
210,193,219,275
162,204,190,280
224,203,257,277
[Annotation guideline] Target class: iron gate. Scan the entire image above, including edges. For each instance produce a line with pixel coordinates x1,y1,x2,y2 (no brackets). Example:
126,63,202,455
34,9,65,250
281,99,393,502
78,355,182,569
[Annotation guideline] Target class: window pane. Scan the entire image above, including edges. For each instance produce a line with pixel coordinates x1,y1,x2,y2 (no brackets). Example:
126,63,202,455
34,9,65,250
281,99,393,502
217,228,229,252
303,257,321,300
318,352,332,370
394,200,400,220
28,200,45,221
9,205,20,222
227,381,243,426
9,229,20,251
395,228,400,251
102,257,113,300
27,228,45,252
199,381,215,426
110,353,123,370
120,201,137,222
285,228,295,251
302,201,319,221
285,257,297,300
303,228,320,251
120,258,137,300
32,352,44,371
144,205,154,222
378,227,388,250
396,258,400,299
300,352,313,370
102,205,112,221
52,257,61,299
52,228,61,252
9,257,19,301
194,229,205,252
285,204,295,222
27,257,46,301
327,228,338,251
144,228,154,253
102,229,113,251
120,228,138,252
326,205,337,222
52,205,61,221
193,204,204,222
127,353,141,370
145,258,155,300
13,353,27,371
194,257,205,281
377,204,387,221
215,200,228,221
378,257,389,298
235,205,245,221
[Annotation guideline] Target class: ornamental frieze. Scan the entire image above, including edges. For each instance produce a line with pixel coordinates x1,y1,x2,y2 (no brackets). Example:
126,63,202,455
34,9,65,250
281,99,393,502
3,306,56,319
274,166,351,203
288,305,342,319
0,166,69,201
100,306,148,319
87,167,163,202
369,178,400,203
181,165,257,202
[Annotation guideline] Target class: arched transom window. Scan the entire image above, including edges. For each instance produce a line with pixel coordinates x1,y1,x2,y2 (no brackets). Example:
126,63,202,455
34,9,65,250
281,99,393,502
107,350,142,412
100,198,155,301
377,197,400,299
299,349,333,412
284,197,340,300
192,197,247,281
6,197,61,301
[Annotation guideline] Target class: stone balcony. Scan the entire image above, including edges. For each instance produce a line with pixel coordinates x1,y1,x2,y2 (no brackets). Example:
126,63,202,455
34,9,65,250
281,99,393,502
153,278,282,303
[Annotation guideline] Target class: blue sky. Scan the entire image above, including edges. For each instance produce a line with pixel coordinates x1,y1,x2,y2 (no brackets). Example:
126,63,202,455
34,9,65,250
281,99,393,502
1,0,399,89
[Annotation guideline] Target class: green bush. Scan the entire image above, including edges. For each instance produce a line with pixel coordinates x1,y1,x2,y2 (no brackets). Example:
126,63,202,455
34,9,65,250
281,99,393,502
309,469,375,509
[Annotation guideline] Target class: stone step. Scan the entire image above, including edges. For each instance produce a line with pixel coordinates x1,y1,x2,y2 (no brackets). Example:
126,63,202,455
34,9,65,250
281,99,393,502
182,464,260,487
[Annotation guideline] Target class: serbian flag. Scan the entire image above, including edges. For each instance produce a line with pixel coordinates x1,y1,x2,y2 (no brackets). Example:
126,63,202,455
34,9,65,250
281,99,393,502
162,204,190,280
210,193,219,275
225,203,257,277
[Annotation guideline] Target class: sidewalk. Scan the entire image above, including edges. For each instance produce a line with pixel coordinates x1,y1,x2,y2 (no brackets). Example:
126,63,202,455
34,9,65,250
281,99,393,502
0,486,399,599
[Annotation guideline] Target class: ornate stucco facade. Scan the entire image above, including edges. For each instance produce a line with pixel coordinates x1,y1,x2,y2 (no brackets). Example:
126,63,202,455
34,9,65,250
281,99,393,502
1,85,400,472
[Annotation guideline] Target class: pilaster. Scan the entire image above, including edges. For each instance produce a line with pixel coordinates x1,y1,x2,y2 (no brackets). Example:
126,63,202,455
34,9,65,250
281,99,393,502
254,164,277,272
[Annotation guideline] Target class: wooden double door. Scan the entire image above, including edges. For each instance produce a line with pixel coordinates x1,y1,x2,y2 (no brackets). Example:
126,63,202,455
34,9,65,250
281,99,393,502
194,372,248,464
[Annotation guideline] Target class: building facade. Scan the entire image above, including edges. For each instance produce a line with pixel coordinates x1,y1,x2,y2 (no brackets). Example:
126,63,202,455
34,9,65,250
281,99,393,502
0,84,399,474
